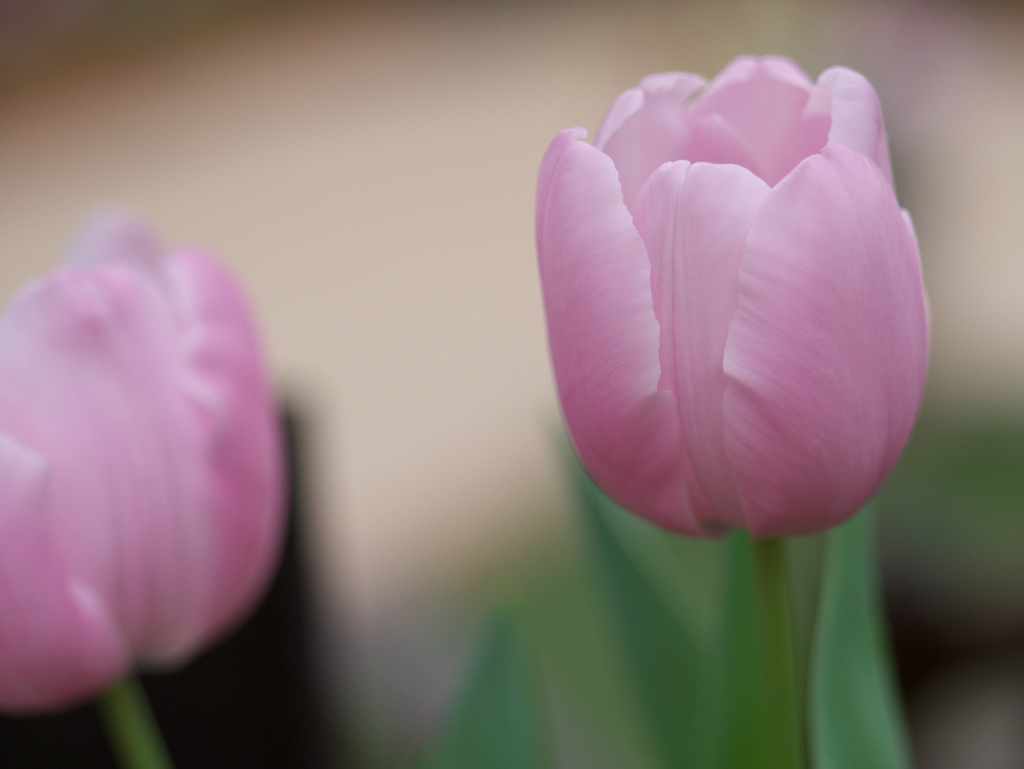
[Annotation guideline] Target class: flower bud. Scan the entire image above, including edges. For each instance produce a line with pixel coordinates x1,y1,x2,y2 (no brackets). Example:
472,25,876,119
537,56,928,537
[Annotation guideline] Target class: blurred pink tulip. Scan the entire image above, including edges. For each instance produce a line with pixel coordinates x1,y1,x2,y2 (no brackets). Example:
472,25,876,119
0,213,284,712
538,56,928,538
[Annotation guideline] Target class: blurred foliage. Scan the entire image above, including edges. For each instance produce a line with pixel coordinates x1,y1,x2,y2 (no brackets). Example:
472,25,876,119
424,407,1023,767
878,408,1024,620
810,508,910,769
575,460,715,769
444,477,715,768
415,611,550,769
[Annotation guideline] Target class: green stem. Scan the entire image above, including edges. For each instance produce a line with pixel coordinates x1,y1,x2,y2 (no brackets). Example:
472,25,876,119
753,537,804,769
97,677,175,769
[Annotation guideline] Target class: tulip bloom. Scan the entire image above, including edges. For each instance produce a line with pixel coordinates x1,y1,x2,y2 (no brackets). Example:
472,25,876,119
0,213,284,712
538,56,928,538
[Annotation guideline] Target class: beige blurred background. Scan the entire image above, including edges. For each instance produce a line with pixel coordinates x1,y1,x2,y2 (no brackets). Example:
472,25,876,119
1,0,1022,765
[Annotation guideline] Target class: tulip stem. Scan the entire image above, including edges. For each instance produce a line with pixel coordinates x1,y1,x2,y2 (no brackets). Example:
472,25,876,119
98,677,175,769
753,537,804,769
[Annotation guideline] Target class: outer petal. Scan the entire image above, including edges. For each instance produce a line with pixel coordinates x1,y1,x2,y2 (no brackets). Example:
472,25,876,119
723,145,928,536
685,56,828,187
0,263,213,660
68,209,162,271
0,433,128,712
594,73,707,210
537,129,700,533
632,161,771,528
806,66,893,186
163,248,284,652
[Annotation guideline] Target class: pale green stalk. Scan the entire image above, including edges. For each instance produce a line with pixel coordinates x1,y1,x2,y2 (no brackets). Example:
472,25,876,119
98,677,175,769
753,537,804,769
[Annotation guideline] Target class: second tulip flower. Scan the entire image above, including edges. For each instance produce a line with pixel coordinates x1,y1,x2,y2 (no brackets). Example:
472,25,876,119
0,213,284,712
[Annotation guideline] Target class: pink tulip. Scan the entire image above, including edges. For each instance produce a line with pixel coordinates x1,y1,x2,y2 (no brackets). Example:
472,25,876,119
0,213,284,712
538,56,928,538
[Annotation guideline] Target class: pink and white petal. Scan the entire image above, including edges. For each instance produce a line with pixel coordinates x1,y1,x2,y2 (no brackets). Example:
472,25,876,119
595,73,707,210
0,267,210,660
0,433,128,712
633,161,771,527
536,127,587,235
163,248,284,648
593,88,643,150
723,145,927,536
67,210,163,273
537,130,700,533
673,111,761,179
703,56,815,95
902,209,932,342
808,67,893,186
687,56,825,186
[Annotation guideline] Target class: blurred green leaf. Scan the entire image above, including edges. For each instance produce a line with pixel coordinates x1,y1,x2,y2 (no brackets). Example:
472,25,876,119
785,533,826,704
879,412,1024,614
810,507,910,769
419,612,550,769
573,461,715,769
512,533,664,769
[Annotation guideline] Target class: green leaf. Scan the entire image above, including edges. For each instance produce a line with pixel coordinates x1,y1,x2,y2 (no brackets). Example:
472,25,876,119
573,460,715,769
419,611,550,769
785,533,827,718
810,506,910,769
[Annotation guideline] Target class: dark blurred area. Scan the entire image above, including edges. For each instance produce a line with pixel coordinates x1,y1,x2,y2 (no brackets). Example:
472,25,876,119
0,410,344,768
881,410,1024,768
0,0,320,70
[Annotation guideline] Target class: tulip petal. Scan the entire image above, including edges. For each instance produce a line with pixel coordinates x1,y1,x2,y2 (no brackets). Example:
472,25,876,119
0,219,282,667
0,267,213,659
0,434,128,712
68,210,162,272
723,145,928,536
165,248,284,646
595,73,707,210
686,56,829,187
807,67,893,186
537,129,700,533
674,111,760,183
633,161,771,527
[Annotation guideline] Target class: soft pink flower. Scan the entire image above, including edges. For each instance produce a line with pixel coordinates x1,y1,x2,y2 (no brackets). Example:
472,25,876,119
0,213,284,712
537,56,928,537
